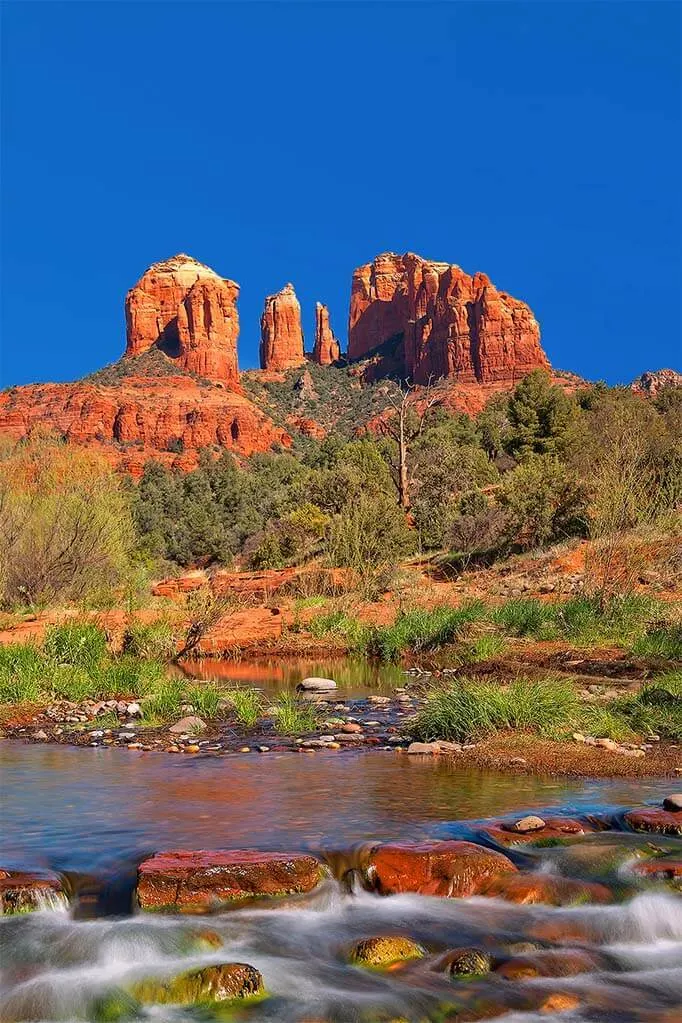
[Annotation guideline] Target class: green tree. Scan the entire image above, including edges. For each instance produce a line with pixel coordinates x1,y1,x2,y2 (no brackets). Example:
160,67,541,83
505,370,580,460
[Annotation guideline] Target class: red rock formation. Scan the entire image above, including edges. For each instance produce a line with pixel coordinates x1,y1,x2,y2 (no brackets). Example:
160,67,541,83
0,375,291,477
137,850,323,910
259,283,305,371
125,254,240,386
362,840,516,897
348,252,548,385
631,369,682,397
312,302,341,365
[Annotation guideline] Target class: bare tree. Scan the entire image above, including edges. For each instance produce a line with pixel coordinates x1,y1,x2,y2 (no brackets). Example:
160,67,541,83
378,379,438,510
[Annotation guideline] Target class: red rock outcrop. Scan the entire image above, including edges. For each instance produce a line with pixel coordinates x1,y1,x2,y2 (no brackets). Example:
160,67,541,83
137,850,323,910
631,369,682,397
348,252,548,385
0,375,291,477
362,840,516,897
125,254,240,387
259,283,306,371
312,302,341,365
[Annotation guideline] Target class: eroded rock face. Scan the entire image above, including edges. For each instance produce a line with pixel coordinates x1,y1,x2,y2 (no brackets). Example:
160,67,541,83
0,377,290,476
259,283,306,371
137,849,324,910
125,254,240,386
363,840,516,897
348,252,548,384
312,302,341,365
631,369,682,397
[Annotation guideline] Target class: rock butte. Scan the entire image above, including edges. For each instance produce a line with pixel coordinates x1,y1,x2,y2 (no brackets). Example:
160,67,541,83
259,283,306,371
348,251,549,384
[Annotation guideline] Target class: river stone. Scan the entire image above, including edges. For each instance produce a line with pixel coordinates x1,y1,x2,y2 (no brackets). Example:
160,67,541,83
131,963,264,1004
137,849,324,910
364,840,516,898
0,870,67,915
407,741,441,755
624,809,682,836
297,677,337,691
446,947,492,978
169,716,206,734
663,794,682,812
349,935,425,967
510,815,546,834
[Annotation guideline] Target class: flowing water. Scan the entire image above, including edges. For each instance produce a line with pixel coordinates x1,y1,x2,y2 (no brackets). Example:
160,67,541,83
1,729,681,1020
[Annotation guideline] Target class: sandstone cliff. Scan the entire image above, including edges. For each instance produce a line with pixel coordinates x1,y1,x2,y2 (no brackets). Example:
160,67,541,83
125,254,240,387
312,303,341,366
631,369,682,397
259,284,306,371
348,252,548,385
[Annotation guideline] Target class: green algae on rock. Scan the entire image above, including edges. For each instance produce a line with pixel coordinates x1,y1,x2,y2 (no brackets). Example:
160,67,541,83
130,962,265,1005
349,935,425,968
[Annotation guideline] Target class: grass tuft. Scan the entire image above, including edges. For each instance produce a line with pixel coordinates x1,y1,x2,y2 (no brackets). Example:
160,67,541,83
273,691,319,734
223,687,263,728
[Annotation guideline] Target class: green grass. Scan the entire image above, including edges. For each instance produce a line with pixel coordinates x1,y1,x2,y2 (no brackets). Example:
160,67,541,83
308,610,369,648
631,624,682,661
223,687,263,727
577,705,637,742
456,634,508,664
122,621,177,661
272,691,319,734
365,602,487,662
409,675,580,743
491,599,556,638
185,682,223,718
0,642,44,702
141,678,186,720
43,622,108,671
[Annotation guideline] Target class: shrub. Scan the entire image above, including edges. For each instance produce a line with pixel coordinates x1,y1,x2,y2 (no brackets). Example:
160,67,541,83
326,492,415,596
499,455,589,550
43,623,108,671
365,602,487,662
122,621,177,661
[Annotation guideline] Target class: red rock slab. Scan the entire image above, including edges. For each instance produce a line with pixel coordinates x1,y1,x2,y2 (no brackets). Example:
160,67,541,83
632,856,682,880
624,809,682,837
364,840,516,898
137,849,324,911
0,870,66,914
495,948,603,981
480,872,612,907
478,816,594,846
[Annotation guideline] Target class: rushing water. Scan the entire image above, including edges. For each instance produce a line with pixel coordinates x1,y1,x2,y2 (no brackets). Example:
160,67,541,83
1,737,681,1020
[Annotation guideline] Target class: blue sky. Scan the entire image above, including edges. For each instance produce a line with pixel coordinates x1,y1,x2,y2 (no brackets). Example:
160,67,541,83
2,1,680,387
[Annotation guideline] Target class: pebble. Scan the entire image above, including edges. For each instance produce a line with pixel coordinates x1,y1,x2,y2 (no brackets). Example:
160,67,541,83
595,738,619,752
169,716,206,734
32,730,48,741
183,744,200,754
511,815,546,833
127,742,144,750
126,702,142,717
258,746,270,753
340,723,362,734
239,746,251,753
663,794,682,812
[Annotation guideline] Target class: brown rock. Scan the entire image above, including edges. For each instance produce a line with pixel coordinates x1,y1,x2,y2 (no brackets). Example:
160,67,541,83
125,254,240,386
363,840,516,897
479,816,591,846
348,252,548,384
0,870,67,914
259,283,306,371
662,794,682,812
494,949,602,982
312,303,341,365
624,809,682,837
509,815,546,834
631,369,682,397
479,872,612,906
137,849,323,910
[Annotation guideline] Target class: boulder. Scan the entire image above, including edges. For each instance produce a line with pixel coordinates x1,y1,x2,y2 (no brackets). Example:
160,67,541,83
363,840,516,898
131,963,264,1004
444,947,492,978
348,935,425,967
168,716,207,734
137,849,324,911
407,741,442,755
624,809,682,837
0,870,68,915
297,677,337,692
479,872,612,906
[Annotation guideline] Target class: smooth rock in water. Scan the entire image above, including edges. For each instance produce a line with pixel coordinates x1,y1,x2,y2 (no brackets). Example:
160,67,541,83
169,716,206,734
445,947,492,978
297,677,337,692
349,935,425,967
407,741,441,755
340,723,362,733
511,815,546,834
364,840,516,897
137,849,324,910
480,872,612,906
663,794,682,812
131,963,264,1005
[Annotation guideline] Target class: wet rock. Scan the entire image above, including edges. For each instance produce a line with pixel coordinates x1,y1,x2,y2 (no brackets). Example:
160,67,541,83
340,723,362,733
0,870,67,915
181,927,224,953
624,808,682,837
137,849,324,910
631,854,682,883
510,815,545,834
90,988,140,1022
480,816,592,846
364,840,516,898
126,703,142,717
131,962,264,1004
479,872,612,906
297,677,337,692
407,742,441,755
169,716,206,734
444,947,492,978
662,794,682,812
348,935,425,967
494,948,602,981
538,992,581,1014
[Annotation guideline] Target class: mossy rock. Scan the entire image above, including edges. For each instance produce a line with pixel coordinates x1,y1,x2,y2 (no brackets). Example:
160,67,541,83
179,927,224,954
90,989,141,1022
131,962,265,1005
349,935,425,968
446,947,492,979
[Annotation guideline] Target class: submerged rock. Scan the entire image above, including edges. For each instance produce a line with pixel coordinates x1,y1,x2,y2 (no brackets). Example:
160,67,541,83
479,816,593,846
0,870,68,915
90,989,140,1022
137,848,324,911
363,840,516,897
349,935,425,967
624,809,682,837
444,947,492,978
662,794,682,812
479,872,612,906
131,962,264,1004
